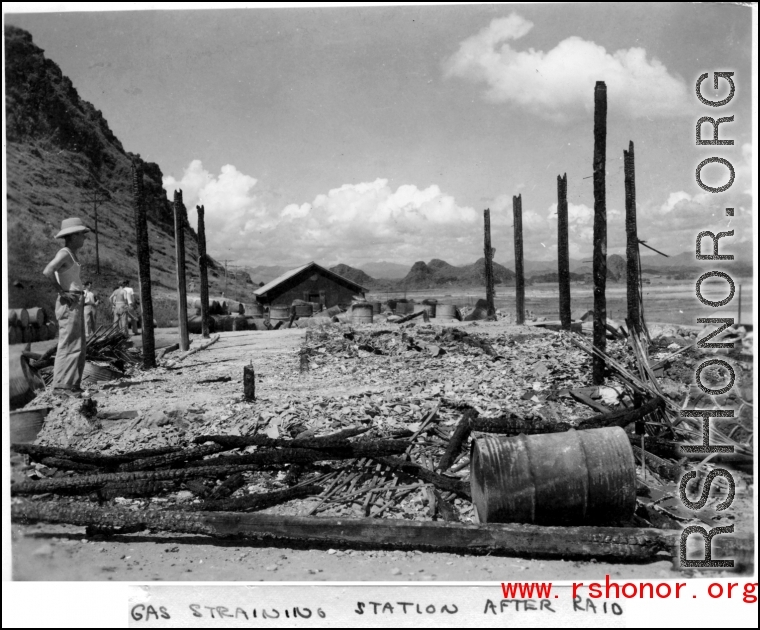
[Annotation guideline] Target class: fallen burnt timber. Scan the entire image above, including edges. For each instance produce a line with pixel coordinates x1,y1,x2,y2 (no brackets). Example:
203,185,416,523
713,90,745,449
12,499,675,561
11,442,411,496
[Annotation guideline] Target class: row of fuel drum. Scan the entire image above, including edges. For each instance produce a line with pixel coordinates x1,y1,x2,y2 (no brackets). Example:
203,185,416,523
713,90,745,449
8,307,57,344
184,298,459,333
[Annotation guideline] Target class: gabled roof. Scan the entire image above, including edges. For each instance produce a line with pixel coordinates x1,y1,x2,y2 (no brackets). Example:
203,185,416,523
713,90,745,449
253,261,367,297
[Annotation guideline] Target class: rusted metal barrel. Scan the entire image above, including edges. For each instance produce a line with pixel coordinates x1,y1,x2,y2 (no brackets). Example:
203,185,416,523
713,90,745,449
470,427,636,525
351,303,373,325
232,316,249,331
293,304,313,319
27,307,46,326
9,354,44,409
11,308,29,328
414,303,436,318
437,304,457,320
248,318,267,331
188,315,215,334
269,305,290,323
10,407,51,443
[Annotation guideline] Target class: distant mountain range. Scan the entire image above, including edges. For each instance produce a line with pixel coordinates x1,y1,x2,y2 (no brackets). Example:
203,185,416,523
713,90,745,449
245,241,754,287
358,260,410,279
247,243,753,291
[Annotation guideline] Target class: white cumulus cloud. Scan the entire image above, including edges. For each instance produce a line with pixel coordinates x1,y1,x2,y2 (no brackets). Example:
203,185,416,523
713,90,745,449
444,14,689,121
163,165,482,267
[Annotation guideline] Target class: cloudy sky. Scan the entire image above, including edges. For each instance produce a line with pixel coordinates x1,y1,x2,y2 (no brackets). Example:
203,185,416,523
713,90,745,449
6,3,755,269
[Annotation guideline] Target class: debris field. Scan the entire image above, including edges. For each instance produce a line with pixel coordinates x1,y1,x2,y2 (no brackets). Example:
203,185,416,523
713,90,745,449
11,317,754,572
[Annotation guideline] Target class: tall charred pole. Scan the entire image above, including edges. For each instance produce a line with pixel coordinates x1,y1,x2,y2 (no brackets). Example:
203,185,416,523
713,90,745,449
624,141,641,334
131,161,156,369
173,190,190,351
196,205,211,339
483,208,496,318
592,81,608,384
82,187,108,275
557,173,571,329
513,194,525,325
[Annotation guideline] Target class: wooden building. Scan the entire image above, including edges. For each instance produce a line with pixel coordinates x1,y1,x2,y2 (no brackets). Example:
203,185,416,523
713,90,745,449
253,262,367,309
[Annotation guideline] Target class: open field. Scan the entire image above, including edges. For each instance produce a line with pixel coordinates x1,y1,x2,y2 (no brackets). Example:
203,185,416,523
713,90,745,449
370,278,754,327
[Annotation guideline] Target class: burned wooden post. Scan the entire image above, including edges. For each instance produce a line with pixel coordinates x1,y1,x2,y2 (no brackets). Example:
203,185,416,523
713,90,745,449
483,208,496,318
196,205,211,339
131,161,156,369
244,362,255,401
592,81,607,384
513,194,525,325
173,190,190,351
624,141,641,335
557,173,571,330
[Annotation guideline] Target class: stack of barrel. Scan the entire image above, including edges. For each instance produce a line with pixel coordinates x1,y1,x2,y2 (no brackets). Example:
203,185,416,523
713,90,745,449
8,307,55,345
384,299,458,320
186,298,264,334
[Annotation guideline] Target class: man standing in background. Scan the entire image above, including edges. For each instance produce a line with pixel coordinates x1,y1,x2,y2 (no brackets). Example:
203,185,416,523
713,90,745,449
122,279,139,335
83,280,99,337
110,282,129,334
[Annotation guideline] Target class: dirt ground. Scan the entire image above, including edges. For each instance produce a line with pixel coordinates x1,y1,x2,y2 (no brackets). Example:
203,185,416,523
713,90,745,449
10,321,753,581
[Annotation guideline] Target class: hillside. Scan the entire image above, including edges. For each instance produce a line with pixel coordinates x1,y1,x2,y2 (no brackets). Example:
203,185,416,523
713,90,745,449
5,25,247,321
398,258,515,289
329,264,376,289
359,261,410,279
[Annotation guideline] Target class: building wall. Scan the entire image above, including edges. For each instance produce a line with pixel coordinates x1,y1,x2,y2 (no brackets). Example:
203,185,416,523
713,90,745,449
262,270,363,308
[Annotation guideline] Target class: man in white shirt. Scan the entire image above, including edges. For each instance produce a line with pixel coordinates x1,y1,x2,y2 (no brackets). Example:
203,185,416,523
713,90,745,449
122,279,139,335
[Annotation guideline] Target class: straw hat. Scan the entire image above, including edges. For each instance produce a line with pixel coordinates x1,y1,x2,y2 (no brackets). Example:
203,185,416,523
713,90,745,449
55,217,90,238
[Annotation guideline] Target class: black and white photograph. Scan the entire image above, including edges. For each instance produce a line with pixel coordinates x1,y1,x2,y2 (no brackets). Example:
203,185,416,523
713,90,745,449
2,2,756,627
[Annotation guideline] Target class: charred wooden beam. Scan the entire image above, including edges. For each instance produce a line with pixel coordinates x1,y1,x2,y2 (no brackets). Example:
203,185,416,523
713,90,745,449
118,443,227,472
196,205,211,339
592,81,608,384
244,363,255,401
194,426,370,450
577,396,665,430
186,441,408,469
557,173,571,329
131,161,156,369
437,408,477,471
173,190,190,351
470,414,571,435
12,462,264,495
513,194,525,324
12,500,677,561
483,208,496,317
11,444,183,467
624,141,641,334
